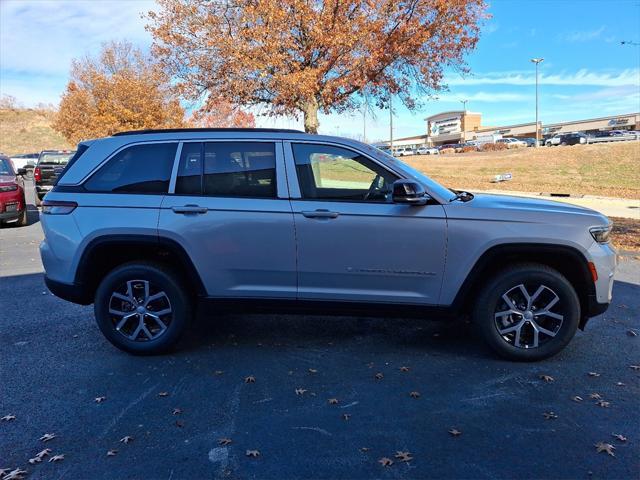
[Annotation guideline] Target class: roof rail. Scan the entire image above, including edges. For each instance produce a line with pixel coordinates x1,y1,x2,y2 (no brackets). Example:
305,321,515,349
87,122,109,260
112,127,305,136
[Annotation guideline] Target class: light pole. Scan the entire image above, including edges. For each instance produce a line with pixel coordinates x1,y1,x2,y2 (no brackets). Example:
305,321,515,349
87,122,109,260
530,58,544,147
459,100,468,142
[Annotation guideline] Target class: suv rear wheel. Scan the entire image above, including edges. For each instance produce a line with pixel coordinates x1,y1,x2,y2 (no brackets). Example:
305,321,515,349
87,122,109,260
474,264,580,361
94,262,191,355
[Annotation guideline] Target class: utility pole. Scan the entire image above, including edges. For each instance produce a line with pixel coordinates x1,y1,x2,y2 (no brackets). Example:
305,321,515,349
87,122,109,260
460,99,468,111
389,96,394,153
530,58,544,147
459,100,468,142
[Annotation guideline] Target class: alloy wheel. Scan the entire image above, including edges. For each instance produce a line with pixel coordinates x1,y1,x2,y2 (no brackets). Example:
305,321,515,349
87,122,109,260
494,283,564,349
108,279,172,342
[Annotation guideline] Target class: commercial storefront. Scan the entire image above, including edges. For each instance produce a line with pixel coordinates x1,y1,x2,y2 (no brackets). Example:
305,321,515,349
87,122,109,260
374,111,640,148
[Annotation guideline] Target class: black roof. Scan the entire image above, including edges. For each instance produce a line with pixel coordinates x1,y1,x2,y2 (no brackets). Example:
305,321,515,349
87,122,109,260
113,128,304,137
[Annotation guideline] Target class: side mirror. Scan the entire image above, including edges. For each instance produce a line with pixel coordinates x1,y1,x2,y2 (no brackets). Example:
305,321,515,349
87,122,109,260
392,179,429,206
17,168,27,176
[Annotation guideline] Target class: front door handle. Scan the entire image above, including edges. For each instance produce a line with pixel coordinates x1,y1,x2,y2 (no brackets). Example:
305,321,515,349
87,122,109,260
172,205,208,214
302,209,339,219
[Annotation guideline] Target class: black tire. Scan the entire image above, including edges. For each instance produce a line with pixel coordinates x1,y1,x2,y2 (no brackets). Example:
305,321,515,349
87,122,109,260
16,199,28,227
473,263,580,361
94,262,192,355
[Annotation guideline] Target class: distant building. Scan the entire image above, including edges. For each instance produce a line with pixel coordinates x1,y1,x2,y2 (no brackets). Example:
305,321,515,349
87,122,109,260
374,111,640,149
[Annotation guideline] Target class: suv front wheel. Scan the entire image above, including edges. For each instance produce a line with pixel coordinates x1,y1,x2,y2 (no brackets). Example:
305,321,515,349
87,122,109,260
474,264,580,361
94,262,191,355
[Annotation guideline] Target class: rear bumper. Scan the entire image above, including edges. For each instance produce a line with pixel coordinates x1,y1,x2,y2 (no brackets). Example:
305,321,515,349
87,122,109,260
45,276,92,305
0,210,22,221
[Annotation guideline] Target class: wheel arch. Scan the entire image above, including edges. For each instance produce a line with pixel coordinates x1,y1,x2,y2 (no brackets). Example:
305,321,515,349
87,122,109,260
451,243,595,327
74,234,206,304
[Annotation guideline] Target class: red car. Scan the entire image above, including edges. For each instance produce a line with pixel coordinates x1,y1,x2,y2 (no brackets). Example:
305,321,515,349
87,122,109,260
0,154,28,227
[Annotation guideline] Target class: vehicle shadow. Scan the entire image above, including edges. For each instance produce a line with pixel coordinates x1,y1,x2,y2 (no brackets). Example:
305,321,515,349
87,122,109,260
25,203,40,226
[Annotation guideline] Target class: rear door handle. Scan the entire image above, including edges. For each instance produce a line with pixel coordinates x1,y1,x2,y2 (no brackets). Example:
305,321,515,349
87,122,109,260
302,209,339,219
172,205,208,214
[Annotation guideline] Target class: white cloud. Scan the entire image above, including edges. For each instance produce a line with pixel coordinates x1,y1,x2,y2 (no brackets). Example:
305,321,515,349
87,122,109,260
561,26,606,43
436,91,528,103
0,0,156,76
447,68,640,87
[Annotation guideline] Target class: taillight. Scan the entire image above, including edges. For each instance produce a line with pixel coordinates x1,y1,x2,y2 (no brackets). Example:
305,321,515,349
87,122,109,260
41,200,77,215
34,167,41,181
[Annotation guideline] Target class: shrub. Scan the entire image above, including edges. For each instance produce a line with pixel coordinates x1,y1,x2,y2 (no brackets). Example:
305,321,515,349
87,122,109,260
481,142,508,152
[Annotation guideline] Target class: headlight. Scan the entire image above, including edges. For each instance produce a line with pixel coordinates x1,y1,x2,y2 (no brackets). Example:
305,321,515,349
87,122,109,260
590,225,612,244
0,184,18,192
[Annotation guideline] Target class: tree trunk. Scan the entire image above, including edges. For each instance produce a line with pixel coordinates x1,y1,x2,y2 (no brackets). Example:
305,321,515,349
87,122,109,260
302,99,319,134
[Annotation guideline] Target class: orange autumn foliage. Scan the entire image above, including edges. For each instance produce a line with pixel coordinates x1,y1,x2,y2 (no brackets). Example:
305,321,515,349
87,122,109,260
54,41,186,144
147,0,487,133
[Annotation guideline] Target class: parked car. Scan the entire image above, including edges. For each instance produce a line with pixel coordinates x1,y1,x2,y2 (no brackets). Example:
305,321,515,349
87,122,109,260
40,128,616,361
521,138,538,147
9,153,39,176
438,143,465,152
34,149,76,206
395,147,414,156
416,146,439,155
558,133,587,146
545,134,563,147
0,155,28,227
496,138,527,148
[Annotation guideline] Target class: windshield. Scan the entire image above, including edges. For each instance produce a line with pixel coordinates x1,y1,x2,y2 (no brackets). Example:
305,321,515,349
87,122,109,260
0,158,14,175
361,144,455,201
38,152,75,165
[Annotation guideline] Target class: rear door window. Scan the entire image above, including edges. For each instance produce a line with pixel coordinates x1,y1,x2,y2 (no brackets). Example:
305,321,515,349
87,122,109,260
84,143,176,193
175,142,277,198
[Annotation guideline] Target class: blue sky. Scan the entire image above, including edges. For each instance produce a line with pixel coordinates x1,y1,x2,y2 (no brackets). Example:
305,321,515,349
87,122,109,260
1,0,639,141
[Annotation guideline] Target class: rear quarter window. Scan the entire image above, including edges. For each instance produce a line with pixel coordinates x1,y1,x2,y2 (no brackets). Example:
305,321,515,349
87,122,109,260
84,143,177,194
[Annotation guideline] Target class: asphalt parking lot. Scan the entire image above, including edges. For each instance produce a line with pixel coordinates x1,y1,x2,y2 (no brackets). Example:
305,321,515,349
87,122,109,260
1,181,639,479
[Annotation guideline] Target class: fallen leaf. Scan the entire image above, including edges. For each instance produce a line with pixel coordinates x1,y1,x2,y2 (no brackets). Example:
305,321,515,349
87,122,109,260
615,382,626,386
627,329,638,337
617,304,628,309
611,433,627,442
158,392,169,397
594,441,615,457
328,398,339,405
409,391,421,398
245,376,256,383
214,370,224,376
295,388,307,396
448,428,462,436
218,438,233,446
588,372,601,377
107,449,118,457
539,374,554,383
172,408,182,415
596,400,610,408
1,414,15,422
589,393,602,399
572,396,583,402
28,457,41,465
34,449,51,460
308,368,318,374
2,468,27,480
378,457,393,467
49,454,64,463
629,365,640,371
400,366,410,372
39,433,56,442
246,450,260,458
395,451,413,462
543,412,558,420
360,447,370,452
95,396,106,404
119,436,134,444
342,414,351,421
374,372,384,380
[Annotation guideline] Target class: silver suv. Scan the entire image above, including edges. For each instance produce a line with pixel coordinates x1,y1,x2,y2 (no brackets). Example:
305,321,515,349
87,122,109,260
40,128,616,360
